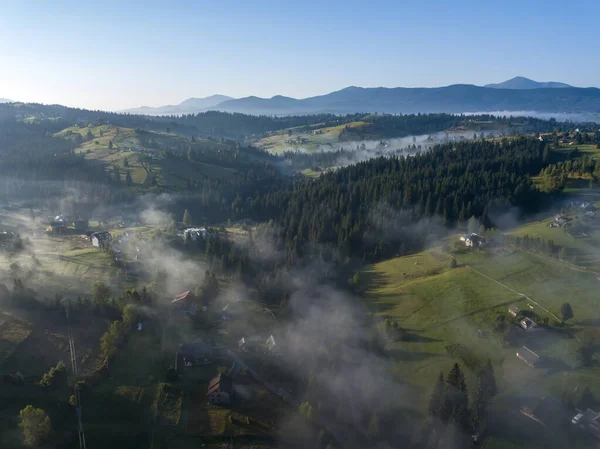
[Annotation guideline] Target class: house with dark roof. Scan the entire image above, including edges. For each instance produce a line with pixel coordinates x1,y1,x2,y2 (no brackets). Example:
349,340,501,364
520,317,537,331
171,290,197,315
517,346,540,368
179,342,213,366
572,408,600,438
91,231,112,249
460,233,486,248
207,373,233,405
521,396,568,427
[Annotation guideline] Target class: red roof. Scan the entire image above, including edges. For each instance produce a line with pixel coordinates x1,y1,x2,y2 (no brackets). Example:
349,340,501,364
172,290,195,304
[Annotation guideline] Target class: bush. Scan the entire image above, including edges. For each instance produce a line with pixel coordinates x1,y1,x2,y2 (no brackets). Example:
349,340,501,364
19,405,52,447
40,361,67,387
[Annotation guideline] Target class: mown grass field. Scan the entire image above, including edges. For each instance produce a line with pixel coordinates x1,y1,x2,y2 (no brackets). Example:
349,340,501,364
361,238,600,449
256,121,367,154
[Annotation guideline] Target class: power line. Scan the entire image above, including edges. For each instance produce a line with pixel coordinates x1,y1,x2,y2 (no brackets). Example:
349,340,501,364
66,306,87,449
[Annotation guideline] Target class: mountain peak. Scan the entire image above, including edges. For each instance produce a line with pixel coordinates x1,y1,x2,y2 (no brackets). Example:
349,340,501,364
484,76,572,89
121,94,234,115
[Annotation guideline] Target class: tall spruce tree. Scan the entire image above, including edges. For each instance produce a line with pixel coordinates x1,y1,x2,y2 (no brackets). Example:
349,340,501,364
429,372,446,419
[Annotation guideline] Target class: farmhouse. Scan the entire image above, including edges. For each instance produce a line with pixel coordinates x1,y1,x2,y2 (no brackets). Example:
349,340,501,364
207,373,233,405
550,215,569,228
508,306,520,318
516,346,540,367
521,396,568,427
183,227,207,241
49,215,68,232
171,290,197,315
459,233,486,248
91,231,112,248
572,409,600,438
179,342,214,366
520,317,537,330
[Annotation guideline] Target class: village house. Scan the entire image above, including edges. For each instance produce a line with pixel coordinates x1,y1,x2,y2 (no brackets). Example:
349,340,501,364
179,342,214,366
521,396,567,427
550,215,569,228
73,218,89,231
508,305,520,318
91,231,112,248
516,346,540,368
520,317,537,331
239,336,260,352
459,233,486,248
49,215,68,232
207,373,233,405
572,408,600,438
179,341,227,367
183,227,207,241
171,290,198,315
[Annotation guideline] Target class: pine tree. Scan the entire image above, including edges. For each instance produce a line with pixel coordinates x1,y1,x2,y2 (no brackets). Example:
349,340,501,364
483,359,497,398
183,209,192,226
472,372,487,432
443,364,469,429
429,372,446,418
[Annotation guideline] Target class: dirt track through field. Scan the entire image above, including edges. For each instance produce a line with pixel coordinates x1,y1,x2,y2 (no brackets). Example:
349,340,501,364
446,252,563,323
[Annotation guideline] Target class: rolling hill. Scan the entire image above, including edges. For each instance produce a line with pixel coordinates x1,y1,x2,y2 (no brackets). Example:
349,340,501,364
121,94,234,115
208,84,600,115
484,76,573,89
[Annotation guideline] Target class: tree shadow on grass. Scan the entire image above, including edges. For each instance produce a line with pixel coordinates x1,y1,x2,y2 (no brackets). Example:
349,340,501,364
385,348,441,362
359,270,387,292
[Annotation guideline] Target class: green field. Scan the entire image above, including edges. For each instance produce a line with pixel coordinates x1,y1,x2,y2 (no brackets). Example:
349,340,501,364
505,205,600,271
256,121,368,154
362,241,600,449
55,124,239,191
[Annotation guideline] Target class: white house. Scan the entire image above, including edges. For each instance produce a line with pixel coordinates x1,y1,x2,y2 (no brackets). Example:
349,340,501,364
460,233,485,248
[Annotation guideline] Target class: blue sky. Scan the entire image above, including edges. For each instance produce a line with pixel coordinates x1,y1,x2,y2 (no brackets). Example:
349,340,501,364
1,0,598,110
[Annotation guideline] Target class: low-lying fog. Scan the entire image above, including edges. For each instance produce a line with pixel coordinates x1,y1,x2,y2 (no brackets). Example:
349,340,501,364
463,110,600,124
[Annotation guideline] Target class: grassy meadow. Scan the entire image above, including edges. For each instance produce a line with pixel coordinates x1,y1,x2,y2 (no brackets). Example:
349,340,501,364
361,227,600,449
256,121,368,154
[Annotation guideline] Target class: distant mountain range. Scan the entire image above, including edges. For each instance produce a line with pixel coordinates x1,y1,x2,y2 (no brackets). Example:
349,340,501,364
0,98,12,103
121,95,234,115
122,77,600,116
484,76,573,89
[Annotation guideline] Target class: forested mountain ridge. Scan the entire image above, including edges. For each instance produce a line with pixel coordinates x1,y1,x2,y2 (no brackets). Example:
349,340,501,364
0,101,594,226
249,137,551,263
194,84,600,115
